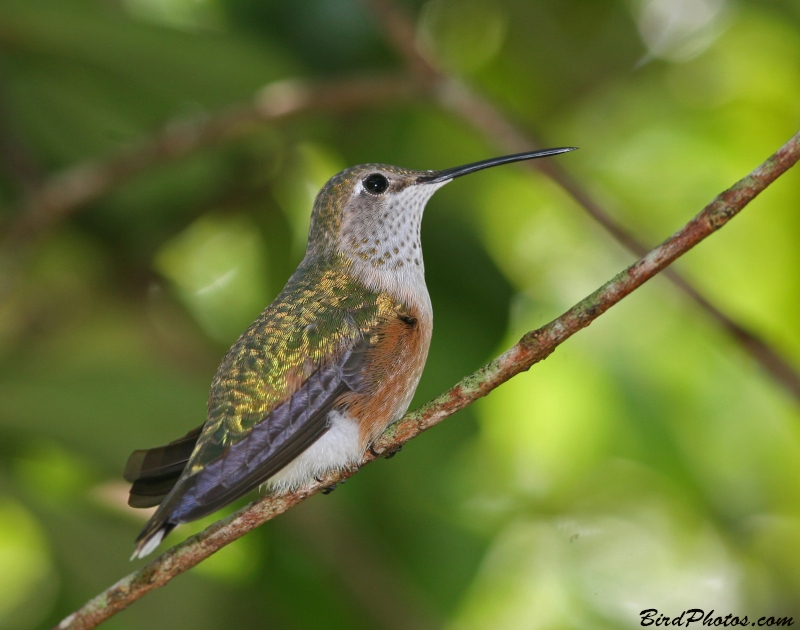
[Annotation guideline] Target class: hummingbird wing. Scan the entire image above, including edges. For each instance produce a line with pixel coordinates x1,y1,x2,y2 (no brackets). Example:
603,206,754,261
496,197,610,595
171,336,371,521
130,265,410,555
124,331,368,509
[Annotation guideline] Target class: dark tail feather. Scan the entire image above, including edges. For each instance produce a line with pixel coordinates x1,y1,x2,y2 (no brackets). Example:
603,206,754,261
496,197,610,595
124,424,203,508
123,424,203,483
128,473,183,508
125,424,203,558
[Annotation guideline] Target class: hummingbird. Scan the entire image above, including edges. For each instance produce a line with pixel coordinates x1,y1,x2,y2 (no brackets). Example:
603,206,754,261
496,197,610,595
124,147,576,559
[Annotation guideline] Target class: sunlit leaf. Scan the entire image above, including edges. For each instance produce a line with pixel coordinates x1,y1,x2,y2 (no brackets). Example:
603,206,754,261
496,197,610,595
155,213,270,343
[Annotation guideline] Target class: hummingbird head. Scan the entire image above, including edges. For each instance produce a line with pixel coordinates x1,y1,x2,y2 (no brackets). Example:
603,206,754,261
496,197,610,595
306,163,445,270
303,148,577,303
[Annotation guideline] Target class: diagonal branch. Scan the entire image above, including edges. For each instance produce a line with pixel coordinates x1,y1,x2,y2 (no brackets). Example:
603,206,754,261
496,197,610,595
54,130,800,630
434,80,800,402
363,0,800,403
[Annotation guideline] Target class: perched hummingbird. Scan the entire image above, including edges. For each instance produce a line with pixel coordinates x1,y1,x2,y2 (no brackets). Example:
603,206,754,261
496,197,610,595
124,147,576,558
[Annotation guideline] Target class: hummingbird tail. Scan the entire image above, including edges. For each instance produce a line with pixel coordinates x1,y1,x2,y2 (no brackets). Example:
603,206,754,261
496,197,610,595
123,423,203,508
131,520,176,560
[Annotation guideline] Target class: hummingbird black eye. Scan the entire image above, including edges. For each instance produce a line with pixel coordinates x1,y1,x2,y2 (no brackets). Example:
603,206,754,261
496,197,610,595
363,173,389,195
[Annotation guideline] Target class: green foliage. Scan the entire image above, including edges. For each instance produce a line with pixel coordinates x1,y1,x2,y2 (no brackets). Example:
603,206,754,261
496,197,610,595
1,0,799,628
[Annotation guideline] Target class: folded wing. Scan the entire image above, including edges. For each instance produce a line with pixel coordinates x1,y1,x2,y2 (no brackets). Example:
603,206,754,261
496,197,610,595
130,333,373,555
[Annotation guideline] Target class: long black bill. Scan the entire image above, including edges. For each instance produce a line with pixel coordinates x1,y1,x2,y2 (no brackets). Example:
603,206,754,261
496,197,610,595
416,147,577,185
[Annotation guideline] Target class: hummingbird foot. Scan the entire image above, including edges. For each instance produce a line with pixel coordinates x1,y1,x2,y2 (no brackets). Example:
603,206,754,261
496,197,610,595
368,443,403,459
316,476,347,494
383,444,403,459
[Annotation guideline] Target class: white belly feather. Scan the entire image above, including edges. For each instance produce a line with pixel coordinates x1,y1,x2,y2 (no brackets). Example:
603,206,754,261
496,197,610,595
265,410,362,491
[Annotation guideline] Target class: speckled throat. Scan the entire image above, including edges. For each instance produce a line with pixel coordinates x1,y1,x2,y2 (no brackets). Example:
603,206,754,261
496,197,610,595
300,162,447,313
338,179,445,310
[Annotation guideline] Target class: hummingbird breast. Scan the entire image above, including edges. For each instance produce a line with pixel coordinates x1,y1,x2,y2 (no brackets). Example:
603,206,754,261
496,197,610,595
257,284,431,491
338,299,432,444
326,181,437,450
267,297,431,491
192,258,433,495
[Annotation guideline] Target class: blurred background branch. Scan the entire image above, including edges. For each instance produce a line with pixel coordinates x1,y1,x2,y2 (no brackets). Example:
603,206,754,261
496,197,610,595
57,130,800,630
0,68,44,195
0,74,417,268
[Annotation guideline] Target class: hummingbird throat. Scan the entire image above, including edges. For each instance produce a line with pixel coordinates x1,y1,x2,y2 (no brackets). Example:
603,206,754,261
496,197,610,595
336,181,446,305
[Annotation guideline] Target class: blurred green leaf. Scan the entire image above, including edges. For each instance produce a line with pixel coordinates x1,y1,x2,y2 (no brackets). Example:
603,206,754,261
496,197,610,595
155,212,270,343
418,0,508,75
0,497,58,629
12,443,96,505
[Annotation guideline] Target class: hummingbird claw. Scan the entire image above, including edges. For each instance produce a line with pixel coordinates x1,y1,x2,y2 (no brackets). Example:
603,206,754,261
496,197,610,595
368,443,403,459
317,476,347,494
382,444,403,459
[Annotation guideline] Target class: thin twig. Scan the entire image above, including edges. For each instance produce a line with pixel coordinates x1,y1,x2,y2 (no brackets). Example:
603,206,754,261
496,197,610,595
435,80,800,401
54,130,800,630
363,0,800,403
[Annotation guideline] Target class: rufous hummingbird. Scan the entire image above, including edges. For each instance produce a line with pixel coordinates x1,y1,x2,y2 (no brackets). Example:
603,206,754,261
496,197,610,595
124,147,576,559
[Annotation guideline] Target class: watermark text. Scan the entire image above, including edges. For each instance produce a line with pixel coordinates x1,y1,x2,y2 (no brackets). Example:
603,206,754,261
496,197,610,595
640,609,794,627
